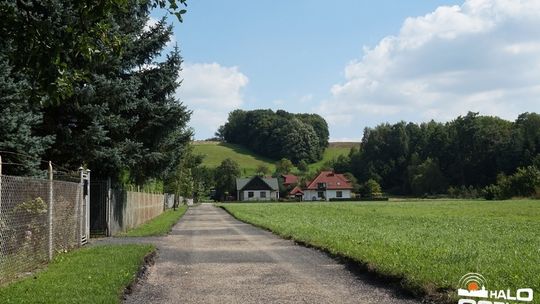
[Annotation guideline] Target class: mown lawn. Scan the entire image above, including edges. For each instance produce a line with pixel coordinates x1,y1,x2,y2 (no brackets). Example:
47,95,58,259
222,200,540,302
120,207,188,237
0,244,154,304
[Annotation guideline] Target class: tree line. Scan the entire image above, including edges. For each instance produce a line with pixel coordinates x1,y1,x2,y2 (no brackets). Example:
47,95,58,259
0,1,193,197
216,109,329,163
327,112,540,198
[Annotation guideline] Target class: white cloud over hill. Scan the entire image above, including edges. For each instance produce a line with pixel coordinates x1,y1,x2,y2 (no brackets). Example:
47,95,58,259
319,0,540,134
178,63,249,139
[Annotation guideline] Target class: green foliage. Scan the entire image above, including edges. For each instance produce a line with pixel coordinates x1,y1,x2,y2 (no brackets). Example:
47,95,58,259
360,179,382,197
447,185,481,199
346,112,540,196
217,109,329,163
0,244,154,303
14,197,47,215
222,201,540,302
214,158,241,201
255,164,271,176
275,158,294,175
296,160,308,173
165,144,195,196
408,156,448,195
0,1,192,184
483,166,540,200
120,207,187,236
0,50,53,176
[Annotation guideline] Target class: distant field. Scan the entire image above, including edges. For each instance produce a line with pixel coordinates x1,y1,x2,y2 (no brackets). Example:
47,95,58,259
193,141,357,175
308,144,355,170
193,141,276,176
222,200,540,303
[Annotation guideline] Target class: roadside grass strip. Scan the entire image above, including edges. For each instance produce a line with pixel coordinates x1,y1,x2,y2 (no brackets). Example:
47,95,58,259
0,244,155,304
120,207,188,237
222,200,540,302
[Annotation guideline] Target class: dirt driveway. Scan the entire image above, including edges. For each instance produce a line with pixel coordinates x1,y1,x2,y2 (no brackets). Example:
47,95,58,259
119,203,421,304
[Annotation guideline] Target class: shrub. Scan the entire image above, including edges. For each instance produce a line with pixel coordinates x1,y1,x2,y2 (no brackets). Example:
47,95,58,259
360,179,382,198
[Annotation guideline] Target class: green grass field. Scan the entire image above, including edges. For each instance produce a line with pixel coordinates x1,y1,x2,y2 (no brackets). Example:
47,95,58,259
194,141,356,175
193,141,276,176
308,145,354,171
119,207,188,237
0,244,154,303
222,200,540,302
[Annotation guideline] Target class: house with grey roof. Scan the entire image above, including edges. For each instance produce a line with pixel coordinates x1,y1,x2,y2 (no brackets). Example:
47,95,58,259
236,176,279,201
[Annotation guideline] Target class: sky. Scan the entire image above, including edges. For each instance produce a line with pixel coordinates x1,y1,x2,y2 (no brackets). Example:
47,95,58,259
152,0,540,141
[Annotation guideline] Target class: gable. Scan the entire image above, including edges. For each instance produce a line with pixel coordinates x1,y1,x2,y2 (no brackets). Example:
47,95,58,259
240,176,276,191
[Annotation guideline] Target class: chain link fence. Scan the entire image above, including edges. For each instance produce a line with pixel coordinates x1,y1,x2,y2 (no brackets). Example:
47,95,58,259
0,174,83,284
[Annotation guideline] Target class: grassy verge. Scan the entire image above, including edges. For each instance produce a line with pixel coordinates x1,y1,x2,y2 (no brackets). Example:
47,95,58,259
222,201,540,303
0,244,154,304
120,207,188,237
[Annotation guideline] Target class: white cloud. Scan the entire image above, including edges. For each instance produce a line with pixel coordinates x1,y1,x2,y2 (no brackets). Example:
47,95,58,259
272,99,286,106
319,0,540,133
299,94,313,103
178,63,249,139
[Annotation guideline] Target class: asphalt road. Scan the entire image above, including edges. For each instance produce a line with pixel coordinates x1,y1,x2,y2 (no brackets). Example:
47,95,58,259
123,203,422,304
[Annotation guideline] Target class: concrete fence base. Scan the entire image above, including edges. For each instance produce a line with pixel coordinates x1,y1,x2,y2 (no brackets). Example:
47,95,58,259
108,190,165,235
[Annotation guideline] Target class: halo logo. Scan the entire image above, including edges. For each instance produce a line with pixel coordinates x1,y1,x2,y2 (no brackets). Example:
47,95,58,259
457,273,534,304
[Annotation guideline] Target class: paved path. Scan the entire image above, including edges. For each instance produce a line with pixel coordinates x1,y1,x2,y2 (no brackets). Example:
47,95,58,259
117,204,421,304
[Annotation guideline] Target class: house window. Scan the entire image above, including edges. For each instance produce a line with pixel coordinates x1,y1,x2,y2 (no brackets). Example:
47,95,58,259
260,191,266,198
248,191,254,198
336,191,343,198
317,191,324,198
317,182,327,189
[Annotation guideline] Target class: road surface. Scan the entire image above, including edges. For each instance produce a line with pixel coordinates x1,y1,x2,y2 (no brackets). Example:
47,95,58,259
123,204,422,304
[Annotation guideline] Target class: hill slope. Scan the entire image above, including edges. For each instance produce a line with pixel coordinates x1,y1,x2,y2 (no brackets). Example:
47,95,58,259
308,144,356,171
193,141,276,176
193,141,358,176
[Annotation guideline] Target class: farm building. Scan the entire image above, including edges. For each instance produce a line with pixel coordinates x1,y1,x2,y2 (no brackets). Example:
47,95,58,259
303,171,352,201
236,176,279,201
289,185,304,200
281,174,298,188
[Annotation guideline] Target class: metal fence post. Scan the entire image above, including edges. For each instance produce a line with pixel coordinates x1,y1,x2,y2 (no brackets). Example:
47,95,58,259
78,167,84,246
85,169,90,240
106,177,111,237
48,161,53,261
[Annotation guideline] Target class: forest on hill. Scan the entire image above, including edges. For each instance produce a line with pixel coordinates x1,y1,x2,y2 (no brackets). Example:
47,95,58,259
329,112,540,198
216,109,329,163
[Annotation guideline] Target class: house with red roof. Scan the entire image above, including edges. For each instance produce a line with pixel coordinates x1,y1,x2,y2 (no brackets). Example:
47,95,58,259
281,174,298,188
303,171,353,201
289,185,304,200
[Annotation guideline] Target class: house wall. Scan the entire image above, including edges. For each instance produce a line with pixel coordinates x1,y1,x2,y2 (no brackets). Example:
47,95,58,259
303,189,351,201
241,190,277,201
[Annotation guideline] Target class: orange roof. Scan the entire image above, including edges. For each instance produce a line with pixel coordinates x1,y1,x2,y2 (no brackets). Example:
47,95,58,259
306,171,353,190
282,174,298,185
289,186,304,195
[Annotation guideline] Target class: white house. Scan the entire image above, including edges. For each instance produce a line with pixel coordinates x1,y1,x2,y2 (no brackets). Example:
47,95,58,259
236,176,279,201
303,171,353,201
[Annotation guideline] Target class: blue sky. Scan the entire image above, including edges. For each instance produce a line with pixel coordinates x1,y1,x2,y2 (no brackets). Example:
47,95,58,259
153,0,540,140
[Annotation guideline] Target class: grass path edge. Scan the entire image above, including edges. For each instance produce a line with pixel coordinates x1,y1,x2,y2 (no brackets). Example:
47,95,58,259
123,248,157,299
